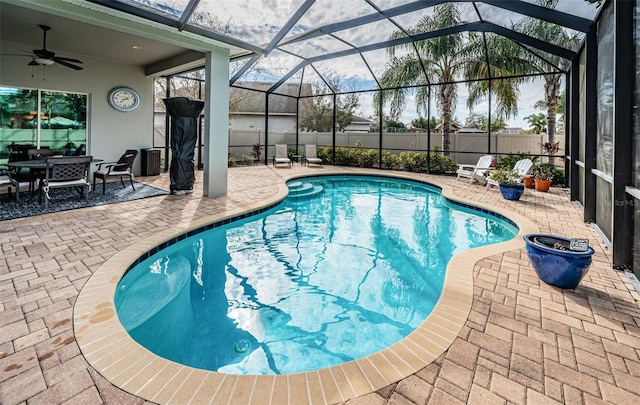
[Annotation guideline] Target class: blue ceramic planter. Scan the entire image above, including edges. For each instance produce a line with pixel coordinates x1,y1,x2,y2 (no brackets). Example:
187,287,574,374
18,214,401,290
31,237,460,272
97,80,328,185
523,234,594,289
499,183,525,201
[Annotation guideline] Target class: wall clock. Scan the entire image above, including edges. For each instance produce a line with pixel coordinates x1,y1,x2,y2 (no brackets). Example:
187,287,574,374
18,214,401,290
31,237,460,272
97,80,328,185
107,86,140,112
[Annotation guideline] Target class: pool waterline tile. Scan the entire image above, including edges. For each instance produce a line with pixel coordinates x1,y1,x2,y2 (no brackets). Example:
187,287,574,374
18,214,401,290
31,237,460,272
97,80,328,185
72,170,543,404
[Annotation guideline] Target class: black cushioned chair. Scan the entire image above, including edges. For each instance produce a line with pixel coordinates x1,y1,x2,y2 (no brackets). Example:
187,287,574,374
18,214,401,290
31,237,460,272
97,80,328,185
93,149,138,195
0,167,20,203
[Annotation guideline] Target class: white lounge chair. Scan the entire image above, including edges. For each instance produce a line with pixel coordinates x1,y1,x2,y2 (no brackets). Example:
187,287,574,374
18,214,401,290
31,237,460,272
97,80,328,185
304,145,323,167
456,154,493,184
486,158,533,189
272,144,291,168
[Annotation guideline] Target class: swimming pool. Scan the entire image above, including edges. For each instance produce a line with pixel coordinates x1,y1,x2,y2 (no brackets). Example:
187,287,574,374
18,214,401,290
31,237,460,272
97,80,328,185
115,175,517,375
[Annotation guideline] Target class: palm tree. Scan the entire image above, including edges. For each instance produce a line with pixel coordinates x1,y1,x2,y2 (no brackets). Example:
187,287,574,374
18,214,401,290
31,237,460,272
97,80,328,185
516,0,581,145
463,33,531,122
524,112,547,134
375,3,465,154
376,3,528,154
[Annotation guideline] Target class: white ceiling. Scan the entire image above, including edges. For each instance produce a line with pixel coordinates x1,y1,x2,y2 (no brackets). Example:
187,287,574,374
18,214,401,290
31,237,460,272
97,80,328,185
1,2,188,66
0,0,245,74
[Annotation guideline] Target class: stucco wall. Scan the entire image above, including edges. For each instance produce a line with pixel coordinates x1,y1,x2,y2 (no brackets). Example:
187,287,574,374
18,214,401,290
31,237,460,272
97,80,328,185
0,40,155,175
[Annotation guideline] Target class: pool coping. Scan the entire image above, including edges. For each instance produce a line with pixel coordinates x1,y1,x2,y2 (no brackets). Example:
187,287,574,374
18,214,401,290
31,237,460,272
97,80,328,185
73,169,539,405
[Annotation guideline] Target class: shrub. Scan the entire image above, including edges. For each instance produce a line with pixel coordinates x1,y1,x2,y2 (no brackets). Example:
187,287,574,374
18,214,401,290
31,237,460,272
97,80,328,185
497,153,538,170
228,157,236,167
317,146,332,162
358,149,378,168
252,143,263,160
241,154,254,165
381,151,400,169
399,151,427,172
333,146,358,166
428,147,457,174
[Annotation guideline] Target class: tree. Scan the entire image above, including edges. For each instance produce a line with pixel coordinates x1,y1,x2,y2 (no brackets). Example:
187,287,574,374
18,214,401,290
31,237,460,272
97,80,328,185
299,77,360,132
515,0,580,144
463,33,531,122
386,118,405,129
524,113,547,134
534,91,566,134
376,3,466,154
411,116,430,129
464,113,507,132
376,3,527,155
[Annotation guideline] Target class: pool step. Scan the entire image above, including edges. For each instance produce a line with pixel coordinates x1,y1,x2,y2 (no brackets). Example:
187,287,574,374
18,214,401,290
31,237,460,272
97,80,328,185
287,181,324,199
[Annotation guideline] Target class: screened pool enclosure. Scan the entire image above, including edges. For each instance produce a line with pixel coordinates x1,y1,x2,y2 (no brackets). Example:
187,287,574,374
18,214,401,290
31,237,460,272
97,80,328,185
60,1,640,275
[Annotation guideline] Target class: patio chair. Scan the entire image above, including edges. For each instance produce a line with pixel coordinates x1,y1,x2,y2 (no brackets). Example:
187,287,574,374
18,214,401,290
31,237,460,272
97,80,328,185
456,154,493,184
304,145,323,167
272,144,291,168
486,158,534,189
93,149,138,195
41,156,92,210
25,148,56,192
0,167,20,203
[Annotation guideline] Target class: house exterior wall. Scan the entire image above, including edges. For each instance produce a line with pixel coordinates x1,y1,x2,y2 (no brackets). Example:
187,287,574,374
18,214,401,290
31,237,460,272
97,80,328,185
0,40,154,175
229,113,296,133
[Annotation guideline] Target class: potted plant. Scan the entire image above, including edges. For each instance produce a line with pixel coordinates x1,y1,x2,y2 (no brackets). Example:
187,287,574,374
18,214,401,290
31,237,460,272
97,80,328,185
488,168,525,201
531,164,554,192
522,175,535,188
523,234,595,289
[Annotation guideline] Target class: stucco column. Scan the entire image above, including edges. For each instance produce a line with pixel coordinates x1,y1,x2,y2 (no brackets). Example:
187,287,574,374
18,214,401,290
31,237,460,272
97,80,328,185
203,47,230,197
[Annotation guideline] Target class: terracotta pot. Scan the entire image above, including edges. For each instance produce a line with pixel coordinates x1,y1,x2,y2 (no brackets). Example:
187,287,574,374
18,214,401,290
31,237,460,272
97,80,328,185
523,176,535,188
534,178,552,192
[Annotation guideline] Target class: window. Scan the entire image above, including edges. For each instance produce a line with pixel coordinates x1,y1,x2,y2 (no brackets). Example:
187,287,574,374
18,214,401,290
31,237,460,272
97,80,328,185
0,87,87,163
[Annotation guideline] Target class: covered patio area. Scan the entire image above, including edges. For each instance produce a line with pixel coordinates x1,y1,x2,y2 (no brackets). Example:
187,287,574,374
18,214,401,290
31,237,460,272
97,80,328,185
1,166,639,404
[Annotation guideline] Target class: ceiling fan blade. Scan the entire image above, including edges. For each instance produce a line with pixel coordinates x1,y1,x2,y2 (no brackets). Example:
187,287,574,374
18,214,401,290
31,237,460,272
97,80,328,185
33,48,54,59
53,56,83,64
53,58,84,70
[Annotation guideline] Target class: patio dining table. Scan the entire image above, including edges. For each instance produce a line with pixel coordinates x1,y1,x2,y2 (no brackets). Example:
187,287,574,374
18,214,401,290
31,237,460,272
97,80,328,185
7,158,103,201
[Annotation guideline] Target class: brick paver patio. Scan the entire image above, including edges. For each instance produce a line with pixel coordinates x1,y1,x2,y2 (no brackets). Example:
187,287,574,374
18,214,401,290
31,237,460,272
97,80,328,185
1,165,639,404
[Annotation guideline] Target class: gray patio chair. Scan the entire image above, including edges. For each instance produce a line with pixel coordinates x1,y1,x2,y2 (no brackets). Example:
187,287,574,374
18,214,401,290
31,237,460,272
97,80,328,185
41,156,92,210
272,144,291,168
304,145,323,167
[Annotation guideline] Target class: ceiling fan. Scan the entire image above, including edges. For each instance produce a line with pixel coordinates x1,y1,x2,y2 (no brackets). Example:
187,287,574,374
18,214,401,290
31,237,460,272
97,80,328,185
6,25,84,70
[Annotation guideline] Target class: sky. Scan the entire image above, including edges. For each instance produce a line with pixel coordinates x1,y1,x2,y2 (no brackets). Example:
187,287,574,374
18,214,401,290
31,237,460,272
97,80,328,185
353,76,559,130
218,0,599,130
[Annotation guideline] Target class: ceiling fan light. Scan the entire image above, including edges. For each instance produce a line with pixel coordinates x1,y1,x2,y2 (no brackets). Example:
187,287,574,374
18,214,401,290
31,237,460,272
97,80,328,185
34,58,54,66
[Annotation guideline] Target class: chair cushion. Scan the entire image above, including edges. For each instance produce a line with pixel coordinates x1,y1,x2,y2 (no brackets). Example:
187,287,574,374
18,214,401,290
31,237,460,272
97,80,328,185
96,169,131,176
45,179,89,188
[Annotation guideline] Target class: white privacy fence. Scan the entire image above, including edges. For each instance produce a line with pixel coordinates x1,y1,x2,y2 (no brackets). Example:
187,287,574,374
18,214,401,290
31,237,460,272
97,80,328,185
227,129,560,165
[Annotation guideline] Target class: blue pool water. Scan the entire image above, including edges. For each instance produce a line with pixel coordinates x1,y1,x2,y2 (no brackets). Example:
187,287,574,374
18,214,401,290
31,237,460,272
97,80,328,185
115,176,517,375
